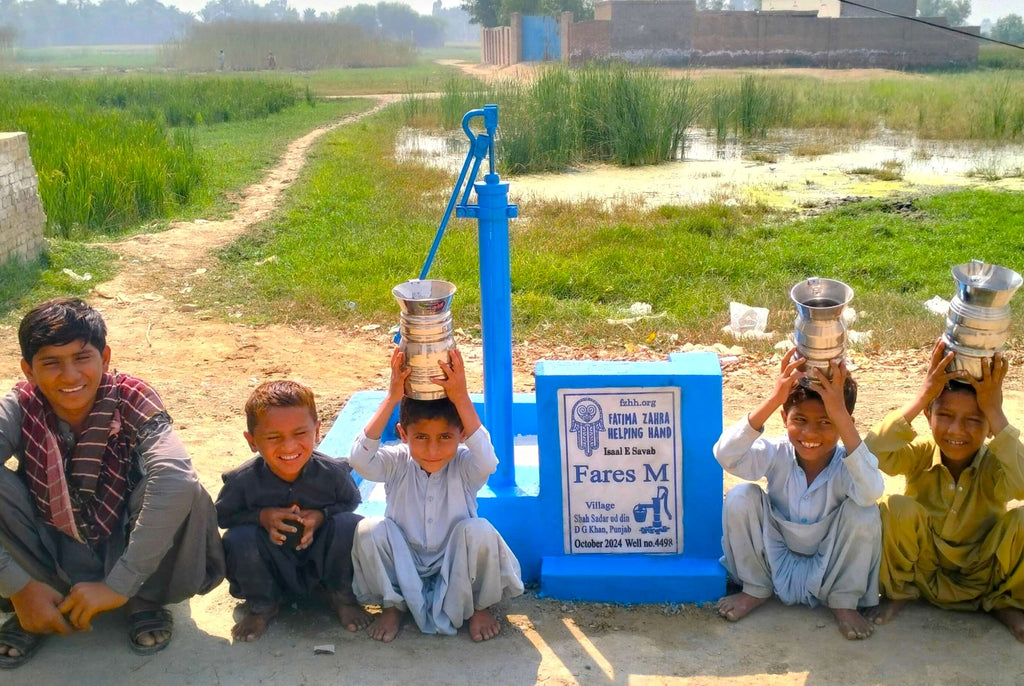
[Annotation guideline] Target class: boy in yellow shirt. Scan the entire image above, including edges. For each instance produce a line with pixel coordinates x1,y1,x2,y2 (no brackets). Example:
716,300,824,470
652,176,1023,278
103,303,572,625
864,340,1024,642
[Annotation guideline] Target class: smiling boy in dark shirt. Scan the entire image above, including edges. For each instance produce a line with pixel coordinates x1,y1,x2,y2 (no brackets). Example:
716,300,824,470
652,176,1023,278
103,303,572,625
215,380,369,641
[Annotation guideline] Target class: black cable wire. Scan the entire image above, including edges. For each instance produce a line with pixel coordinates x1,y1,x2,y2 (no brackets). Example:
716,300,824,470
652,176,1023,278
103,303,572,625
837,0,1024,50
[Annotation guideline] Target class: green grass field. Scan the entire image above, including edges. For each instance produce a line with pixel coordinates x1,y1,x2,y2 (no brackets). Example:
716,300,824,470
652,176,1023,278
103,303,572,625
11,44,162,68
195,107,1024,350
283,61,475,97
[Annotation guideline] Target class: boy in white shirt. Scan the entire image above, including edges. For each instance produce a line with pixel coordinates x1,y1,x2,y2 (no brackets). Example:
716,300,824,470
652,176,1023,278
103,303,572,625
349,348,523,643
714,348,884,640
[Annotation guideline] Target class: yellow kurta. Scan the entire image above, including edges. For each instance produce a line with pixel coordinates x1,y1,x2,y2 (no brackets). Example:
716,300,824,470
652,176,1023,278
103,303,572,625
864,410,1024,610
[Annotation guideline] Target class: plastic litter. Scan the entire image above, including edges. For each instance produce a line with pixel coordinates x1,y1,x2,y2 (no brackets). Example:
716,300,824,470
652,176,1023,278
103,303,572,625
729,301,768,333
923,296,949,316
628,302,653,316
62,269,91,282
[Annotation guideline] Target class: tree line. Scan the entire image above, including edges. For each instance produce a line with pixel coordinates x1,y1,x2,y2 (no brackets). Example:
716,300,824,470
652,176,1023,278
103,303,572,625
0,0,470,49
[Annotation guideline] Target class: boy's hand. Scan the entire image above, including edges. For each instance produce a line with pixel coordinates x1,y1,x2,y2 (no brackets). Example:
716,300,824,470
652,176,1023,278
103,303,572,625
58,582,128,631
771,347,806,406
430,347,483,436
969,353,1009,435
363,347,410,441
814,360,851,420
746,347,805,432
431,348,470,403
813,360,862,452
258,505,303,546
918,338,968,406
295,509,326,550
903,338,968,423
388,348,411,400
10,579,73,635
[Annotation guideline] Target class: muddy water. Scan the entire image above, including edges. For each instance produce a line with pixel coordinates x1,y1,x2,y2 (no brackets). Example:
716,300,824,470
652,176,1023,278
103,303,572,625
395,127,1024,210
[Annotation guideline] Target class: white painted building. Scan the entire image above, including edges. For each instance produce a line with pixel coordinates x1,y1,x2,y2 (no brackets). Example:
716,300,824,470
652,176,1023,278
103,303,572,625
760,0,916,18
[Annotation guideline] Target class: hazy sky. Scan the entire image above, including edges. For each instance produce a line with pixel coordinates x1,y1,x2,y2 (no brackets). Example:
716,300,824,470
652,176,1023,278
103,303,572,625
163,0,1024,25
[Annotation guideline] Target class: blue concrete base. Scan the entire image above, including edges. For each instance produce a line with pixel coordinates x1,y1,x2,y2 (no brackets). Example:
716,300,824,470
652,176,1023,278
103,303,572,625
541,554,726,604
322,351,728,603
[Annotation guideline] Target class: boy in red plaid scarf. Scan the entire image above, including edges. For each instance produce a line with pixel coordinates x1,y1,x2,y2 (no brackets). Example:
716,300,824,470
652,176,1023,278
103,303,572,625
0,298,224,668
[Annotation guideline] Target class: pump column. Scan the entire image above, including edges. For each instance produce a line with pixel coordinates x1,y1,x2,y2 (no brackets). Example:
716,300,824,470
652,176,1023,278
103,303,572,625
460,172,517,487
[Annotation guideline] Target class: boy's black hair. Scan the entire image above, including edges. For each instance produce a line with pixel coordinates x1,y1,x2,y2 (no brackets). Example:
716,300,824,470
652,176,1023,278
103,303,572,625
19,297,107,364
245,380,318,434
399,396,463,431
783,376,858,415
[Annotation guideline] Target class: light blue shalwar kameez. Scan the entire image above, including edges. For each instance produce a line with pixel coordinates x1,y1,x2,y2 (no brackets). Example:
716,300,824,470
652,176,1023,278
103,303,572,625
714,417,884,610
349,426,524,634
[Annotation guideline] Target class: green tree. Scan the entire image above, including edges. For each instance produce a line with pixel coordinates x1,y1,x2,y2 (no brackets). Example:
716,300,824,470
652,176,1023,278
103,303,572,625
0,24,15,61
335,2,444,47
917,0,971,27
991,14,1024,44
461,0,591,28
461,0,499,27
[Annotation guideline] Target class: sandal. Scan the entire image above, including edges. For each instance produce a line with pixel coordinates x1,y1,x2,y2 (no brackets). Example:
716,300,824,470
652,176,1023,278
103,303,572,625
0,615,44,670
127,606,174,656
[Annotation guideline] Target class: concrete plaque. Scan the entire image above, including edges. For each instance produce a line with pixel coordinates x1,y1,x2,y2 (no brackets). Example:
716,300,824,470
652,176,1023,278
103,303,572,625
558,387,682,555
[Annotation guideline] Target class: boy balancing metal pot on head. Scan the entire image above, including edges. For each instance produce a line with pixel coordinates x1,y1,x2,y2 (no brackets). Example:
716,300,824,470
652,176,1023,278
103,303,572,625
0,298,225,669
714,347,884,641
349,347,524,643
864,339,1024,644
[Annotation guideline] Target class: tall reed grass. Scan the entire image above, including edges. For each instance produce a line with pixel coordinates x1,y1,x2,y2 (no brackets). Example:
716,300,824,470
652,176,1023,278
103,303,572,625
163,21,416,71
422,66,702,173
409,66,1024,173
0,74,303,236
0,74,300,126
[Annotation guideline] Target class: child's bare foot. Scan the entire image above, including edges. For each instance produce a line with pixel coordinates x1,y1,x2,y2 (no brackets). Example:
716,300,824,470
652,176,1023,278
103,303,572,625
863,598,907,625
717,592,769,621
336,603,372,632
231,603,279,643
469,608,501,642
991,607,1024,643
367,607,403,642
832,608,874,640
328,591,372,632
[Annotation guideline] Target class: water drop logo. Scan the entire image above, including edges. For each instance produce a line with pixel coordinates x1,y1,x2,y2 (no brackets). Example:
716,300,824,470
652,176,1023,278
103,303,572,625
569,398,604,457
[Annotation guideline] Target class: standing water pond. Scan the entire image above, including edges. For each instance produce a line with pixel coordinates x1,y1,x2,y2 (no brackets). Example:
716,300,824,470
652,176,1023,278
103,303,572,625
396,127,1024,210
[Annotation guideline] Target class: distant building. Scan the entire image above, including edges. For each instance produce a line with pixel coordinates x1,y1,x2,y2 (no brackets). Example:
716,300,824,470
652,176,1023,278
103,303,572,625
760,0,915,18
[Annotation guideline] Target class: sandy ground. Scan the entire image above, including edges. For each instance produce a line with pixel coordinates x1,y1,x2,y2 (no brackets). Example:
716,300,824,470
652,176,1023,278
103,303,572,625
3,88,1024,686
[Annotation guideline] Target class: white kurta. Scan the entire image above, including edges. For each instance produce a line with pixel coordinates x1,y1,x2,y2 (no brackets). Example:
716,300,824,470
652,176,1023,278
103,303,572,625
714,417,884,609
349,426,524,634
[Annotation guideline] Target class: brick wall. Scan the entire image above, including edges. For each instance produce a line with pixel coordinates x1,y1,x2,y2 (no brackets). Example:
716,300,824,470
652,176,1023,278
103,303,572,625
568,20,612,63
607,1,695,65
564,2,977,68
0,132,47,265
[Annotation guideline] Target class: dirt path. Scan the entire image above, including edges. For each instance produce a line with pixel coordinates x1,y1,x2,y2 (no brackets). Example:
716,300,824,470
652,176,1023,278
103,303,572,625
3,92,1024,686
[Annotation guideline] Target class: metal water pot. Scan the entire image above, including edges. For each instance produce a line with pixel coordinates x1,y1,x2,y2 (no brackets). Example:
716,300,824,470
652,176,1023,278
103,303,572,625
790,277,854,378
943,260,1021,379
393,279,457,400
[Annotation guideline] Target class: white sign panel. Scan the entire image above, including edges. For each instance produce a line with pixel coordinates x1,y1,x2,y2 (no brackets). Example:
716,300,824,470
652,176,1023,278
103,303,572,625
558,387,683,554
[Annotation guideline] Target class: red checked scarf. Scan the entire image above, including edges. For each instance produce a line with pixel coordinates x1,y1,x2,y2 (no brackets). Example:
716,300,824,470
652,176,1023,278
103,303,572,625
15,372,166,545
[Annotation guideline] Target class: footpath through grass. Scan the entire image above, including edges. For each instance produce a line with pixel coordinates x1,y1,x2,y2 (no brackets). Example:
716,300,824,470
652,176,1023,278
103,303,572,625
183,97,374,220
0,95,375,317
198,107,1024,350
